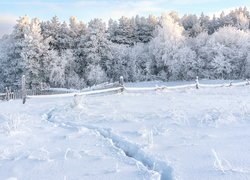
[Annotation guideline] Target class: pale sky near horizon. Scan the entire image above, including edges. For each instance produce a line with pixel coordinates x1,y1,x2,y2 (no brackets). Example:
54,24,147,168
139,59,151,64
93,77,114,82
0,0,249,37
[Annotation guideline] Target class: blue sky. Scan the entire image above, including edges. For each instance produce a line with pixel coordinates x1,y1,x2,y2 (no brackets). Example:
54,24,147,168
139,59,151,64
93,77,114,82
0,0,249,37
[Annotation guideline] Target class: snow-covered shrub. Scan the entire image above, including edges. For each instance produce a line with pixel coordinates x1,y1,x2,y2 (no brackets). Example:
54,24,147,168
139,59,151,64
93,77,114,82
72,94,84,109
1,114,25,135
86,65,108,86
200,109,237,127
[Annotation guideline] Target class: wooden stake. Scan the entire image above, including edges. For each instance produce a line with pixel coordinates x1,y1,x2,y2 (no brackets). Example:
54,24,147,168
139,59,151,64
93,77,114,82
22,75,26,104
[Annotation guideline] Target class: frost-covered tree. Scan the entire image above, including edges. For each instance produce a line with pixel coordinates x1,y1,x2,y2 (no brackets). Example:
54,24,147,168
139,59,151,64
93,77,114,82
21,18,51,88
69,16,86,49
209,26,249,79
181,14,202,37
0,35,15,90
63,49,83,89
223,7,250,30
108,16,135,45
48,48,83,88
199,12,210,32
107,44,134,82
3,15,30,89
57,21,71,52
76,18,111,85
41,16,72,55
41,16,61,50
129,43,151,81
108,15,158,45
149,14,187,80
108,19,119,42
192,26,249,79
189,32,211,78
171,46,197,80
134,15,158,43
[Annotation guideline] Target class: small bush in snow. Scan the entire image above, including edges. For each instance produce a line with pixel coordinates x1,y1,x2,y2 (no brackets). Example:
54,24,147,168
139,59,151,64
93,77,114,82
1,114,24,135
72,94,84,109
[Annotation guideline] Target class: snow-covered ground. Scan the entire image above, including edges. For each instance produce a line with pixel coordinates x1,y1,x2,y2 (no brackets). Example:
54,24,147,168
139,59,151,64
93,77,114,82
0,81,250,180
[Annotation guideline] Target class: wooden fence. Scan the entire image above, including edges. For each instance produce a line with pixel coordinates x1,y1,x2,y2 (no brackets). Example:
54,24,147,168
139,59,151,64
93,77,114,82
124,77,250,92
0,88,73,100
0,76,249,103
0,76,124,103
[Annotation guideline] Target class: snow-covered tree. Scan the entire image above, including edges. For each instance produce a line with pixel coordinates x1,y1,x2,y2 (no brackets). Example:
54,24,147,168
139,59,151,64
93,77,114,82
129,43,151,81
3,15,30,89
76,18,111,85
108,16,135,45
189,32,211,78
21,18,51,88
41,16,61,50
48,48,83,88
134,15,158,43
192,26,249,79
0,35,15,90
149,13,186,80
107,44,134,82
209,26,249,79
171,46,197,80
69,16,86,49
181,14,202,37
199,12,210,32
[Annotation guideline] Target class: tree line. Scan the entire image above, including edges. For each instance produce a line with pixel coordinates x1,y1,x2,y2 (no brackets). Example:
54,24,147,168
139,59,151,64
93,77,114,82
0,7,250,91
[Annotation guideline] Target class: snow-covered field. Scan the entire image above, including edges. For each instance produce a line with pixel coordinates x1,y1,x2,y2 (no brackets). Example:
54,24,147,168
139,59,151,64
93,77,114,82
1,81,250,180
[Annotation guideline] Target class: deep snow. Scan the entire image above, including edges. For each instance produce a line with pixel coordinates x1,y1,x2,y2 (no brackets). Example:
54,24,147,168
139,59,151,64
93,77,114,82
0,81,250,180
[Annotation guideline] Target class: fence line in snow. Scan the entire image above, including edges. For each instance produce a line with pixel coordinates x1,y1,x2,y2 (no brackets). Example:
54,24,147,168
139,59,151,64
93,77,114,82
27,77,250,99
124,77,250,93
26,77,124,100
0,76,250,103
0,88,78,101
28,87,123,99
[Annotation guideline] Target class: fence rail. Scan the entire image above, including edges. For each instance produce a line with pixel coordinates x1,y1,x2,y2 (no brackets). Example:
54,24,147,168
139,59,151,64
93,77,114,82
80,81,121,92
28,87,123,99
124,81,249,92
124,84,197,92
0,89,74,100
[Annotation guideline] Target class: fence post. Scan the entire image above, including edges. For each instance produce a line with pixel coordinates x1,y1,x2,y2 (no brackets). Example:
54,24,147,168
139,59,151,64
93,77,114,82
5,87,9,101
13,90,16,100
40,82,43,90
195,76,199,89
22,75,26,104
119,76,124,92
9,87,13,100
